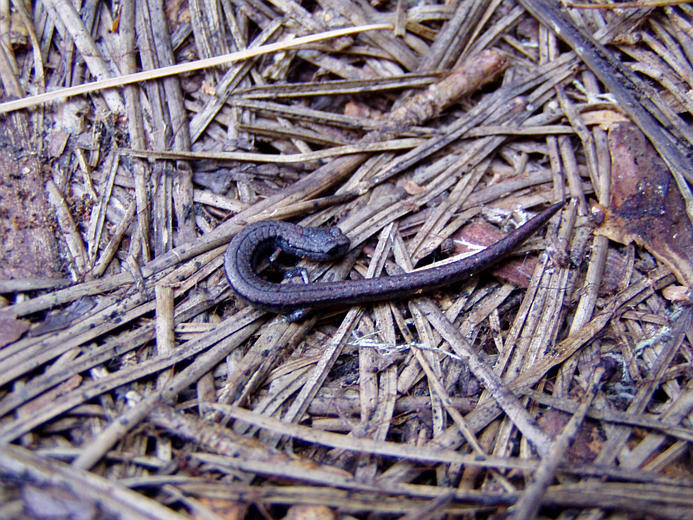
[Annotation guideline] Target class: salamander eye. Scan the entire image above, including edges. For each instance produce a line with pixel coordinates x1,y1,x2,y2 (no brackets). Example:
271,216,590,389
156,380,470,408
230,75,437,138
326,241,349,258
326,227,350,257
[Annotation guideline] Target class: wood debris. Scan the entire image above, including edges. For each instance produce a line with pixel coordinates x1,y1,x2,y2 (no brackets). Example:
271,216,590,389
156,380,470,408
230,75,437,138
0,1,692,518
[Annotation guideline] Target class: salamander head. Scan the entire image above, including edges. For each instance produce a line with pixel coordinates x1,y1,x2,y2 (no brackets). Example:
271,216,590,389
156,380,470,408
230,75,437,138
290,225,350,261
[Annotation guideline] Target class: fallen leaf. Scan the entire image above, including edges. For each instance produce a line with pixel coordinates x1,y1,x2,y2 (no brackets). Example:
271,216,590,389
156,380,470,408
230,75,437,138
0,312,30,347
595,122,693,287
453,220,540,288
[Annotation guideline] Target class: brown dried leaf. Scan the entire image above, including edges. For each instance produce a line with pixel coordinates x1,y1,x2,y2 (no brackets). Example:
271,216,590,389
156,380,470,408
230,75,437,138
537,410,604,463
662,284,692,302
596,123,693,286
402,179,426,195
453,220,539,288
344,100,381,120
0,312,30,347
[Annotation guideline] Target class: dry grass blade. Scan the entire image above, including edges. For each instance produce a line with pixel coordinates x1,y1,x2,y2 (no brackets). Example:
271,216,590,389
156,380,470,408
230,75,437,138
0,23,392,113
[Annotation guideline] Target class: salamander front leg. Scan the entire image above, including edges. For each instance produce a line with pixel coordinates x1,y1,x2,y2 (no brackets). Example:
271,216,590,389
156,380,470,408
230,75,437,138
284,306,314,322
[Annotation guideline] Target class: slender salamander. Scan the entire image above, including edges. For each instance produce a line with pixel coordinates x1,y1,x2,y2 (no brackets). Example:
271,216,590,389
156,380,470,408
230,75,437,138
224,201,564,320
